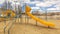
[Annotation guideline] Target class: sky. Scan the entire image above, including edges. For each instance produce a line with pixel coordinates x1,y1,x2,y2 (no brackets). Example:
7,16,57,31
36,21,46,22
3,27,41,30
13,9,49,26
0,0,60,13
25,0,60,10
19,0,60,13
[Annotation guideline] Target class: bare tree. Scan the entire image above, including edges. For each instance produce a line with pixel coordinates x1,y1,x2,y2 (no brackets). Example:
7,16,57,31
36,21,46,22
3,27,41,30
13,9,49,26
1,1,12,10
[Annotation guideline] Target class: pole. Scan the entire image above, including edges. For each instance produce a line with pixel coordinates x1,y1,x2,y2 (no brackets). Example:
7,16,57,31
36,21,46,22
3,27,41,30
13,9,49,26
45,10,47,20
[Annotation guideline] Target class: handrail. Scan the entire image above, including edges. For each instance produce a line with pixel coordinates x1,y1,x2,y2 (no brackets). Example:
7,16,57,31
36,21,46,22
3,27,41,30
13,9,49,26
7,18,17,34
4,18,15,34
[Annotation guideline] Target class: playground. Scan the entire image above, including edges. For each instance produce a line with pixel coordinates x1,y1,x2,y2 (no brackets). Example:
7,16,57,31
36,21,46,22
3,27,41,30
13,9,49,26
0,5,60,34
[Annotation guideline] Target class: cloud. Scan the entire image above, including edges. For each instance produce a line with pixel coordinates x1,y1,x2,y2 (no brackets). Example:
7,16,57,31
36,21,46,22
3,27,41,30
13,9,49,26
0,0,5,4
29,0,60,11
31,7,40,9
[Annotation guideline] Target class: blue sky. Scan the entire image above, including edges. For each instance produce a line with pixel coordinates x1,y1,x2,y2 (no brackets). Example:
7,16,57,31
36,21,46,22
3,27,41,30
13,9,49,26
0,4,3,7
30,0,45,2
0,0,60,13
23,0,60,12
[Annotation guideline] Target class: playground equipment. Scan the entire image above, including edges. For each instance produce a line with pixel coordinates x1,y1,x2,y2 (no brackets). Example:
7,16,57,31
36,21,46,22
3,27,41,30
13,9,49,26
1,9,16,18
25,5,55,27
0,9,16,22
0,9,16,34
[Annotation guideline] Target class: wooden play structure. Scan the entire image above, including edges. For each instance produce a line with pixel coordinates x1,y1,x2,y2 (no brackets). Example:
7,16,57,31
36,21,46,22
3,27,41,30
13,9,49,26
1,9,16,18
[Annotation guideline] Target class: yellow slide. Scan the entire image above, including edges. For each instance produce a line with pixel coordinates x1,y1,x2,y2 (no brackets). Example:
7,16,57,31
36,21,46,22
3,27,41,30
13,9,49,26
25,5,55,27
